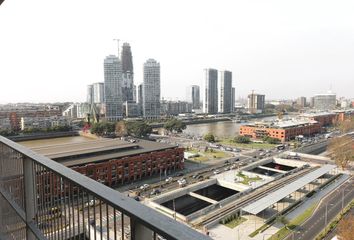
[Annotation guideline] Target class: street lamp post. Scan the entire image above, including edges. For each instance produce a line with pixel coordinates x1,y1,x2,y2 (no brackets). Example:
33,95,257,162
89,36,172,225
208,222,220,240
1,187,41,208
325,203,334,231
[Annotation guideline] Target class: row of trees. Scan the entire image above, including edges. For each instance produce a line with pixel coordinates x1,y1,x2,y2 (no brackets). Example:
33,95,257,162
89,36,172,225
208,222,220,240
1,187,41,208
329,116,354,170
0,125,73,137
90,118,186,138
202,134,280,144
328,135,354,170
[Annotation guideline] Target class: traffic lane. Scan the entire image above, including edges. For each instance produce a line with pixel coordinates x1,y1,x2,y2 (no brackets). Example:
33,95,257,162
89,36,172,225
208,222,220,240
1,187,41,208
138,159,253,198
291,181,354,240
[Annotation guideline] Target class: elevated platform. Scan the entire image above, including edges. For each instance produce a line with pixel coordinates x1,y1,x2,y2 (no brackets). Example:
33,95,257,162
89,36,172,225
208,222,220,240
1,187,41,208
242,164,336,215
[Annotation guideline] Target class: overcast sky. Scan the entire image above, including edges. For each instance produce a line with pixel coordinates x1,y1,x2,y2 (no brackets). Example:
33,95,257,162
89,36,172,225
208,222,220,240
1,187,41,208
0,0,353,104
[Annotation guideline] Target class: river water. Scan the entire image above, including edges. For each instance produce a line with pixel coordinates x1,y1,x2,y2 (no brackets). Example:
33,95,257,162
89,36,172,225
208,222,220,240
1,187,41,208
184,116,277,138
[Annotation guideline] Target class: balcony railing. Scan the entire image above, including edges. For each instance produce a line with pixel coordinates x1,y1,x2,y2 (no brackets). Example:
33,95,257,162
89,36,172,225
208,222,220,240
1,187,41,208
0,136,211,240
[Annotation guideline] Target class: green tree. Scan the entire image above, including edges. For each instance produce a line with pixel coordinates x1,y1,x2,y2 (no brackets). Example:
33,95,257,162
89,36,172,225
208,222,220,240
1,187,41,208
234,136,251,144
126,121,152,138
203,133,215,142
90,122,115,136
164,118,186,133
276,215,289,228
328,136,354,170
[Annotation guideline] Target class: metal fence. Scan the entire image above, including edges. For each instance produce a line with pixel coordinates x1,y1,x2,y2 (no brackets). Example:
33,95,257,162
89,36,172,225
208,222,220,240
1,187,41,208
0,136,210,240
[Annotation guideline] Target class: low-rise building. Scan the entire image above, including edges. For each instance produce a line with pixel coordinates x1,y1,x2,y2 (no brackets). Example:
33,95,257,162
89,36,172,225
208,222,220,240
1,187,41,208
20,116,70,130
0,118,11,130
25,138,184,187
239,119,321,142
161,100,193,116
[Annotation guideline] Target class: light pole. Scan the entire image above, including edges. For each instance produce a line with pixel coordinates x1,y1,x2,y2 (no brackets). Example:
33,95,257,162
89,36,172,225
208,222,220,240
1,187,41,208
341,187,351,213
325,203,334,230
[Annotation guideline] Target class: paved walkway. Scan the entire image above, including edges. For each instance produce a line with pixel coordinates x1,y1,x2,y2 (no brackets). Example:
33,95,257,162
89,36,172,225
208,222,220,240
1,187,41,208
208,173,350,240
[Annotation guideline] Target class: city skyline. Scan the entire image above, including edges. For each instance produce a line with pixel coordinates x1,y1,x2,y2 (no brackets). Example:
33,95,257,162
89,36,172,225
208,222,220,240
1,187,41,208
1,0,354,104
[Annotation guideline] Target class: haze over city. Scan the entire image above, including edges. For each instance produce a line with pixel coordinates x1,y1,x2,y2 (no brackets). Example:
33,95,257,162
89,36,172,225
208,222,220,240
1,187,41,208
0,0,354,103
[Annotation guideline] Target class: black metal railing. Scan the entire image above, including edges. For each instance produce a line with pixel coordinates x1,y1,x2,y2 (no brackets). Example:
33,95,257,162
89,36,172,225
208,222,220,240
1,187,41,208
0,136,210,240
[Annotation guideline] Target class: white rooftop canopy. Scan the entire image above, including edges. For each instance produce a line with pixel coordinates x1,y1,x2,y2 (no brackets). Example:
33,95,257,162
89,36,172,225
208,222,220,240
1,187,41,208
242,165,336,215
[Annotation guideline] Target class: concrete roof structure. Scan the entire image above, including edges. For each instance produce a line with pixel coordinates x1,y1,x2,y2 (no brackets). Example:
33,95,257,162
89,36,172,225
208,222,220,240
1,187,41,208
242,165,336,215
27,138,178,167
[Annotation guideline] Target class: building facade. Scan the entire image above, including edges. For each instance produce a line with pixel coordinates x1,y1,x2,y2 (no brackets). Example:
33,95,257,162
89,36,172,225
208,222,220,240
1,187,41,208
20,116,70,130
219,70,232,113
121,43,134,103
186,85,200,109
240,119,321,142
93,82,105,104
137,83,143,116
143,59,161,119
104,55,123,121
297,97,306,108
203,68,218,114
87,84,94,104
248,92,265,114
231,87,235,113
161,101,193,116
313,93,336,110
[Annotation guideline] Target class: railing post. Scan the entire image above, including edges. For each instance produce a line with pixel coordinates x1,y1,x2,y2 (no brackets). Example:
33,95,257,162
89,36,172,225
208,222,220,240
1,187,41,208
23,156,36,240
131,217,154,240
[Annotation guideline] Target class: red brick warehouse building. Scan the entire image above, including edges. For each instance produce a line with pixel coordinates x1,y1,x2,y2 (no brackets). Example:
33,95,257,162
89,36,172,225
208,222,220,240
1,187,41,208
239,119,321,142
28,138,184,188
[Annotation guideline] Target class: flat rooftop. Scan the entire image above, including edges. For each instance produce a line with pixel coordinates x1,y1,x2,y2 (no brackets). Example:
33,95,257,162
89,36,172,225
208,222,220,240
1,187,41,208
244,119,318,129
21,138,178,167
242,164,335,215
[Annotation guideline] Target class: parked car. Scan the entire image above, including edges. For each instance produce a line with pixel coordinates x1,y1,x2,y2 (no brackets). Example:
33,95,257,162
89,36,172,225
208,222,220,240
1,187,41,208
150,189,161,195
192,174,199,179
165,177,173,183
213,170,220,175
175,172,184,177
140,184,150,190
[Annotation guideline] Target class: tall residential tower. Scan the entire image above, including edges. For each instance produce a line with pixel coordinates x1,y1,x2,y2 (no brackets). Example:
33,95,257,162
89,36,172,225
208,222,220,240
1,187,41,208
104,55,123,121
219,70,232,113
186,85,200,109
203,68,218,114
143,59,160,118
121,43,134,103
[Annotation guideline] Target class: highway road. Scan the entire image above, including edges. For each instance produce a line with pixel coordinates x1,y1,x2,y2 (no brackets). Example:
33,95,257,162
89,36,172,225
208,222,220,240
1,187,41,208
286,178,354,240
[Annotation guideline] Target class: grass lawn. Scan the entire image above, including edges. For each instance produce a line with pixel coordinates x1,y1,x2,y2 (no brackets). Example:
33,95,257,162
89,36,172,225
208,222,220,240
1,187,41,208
236,172,262,185
223,217,247,229
219,139,276,149
187,148,232,162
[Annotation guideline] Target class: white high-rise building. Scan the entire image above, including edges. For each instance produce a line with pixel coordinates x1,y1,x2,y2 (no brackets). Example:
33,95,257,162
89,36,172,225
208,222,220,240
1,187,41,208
247,92,265,114
143,59,160,119
313,92,336,110
104,55,123,121
186,85,200,109
92,82,105,104
231,87,235,113
203,68,218,114
86,84,93,104
219,70,232,113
